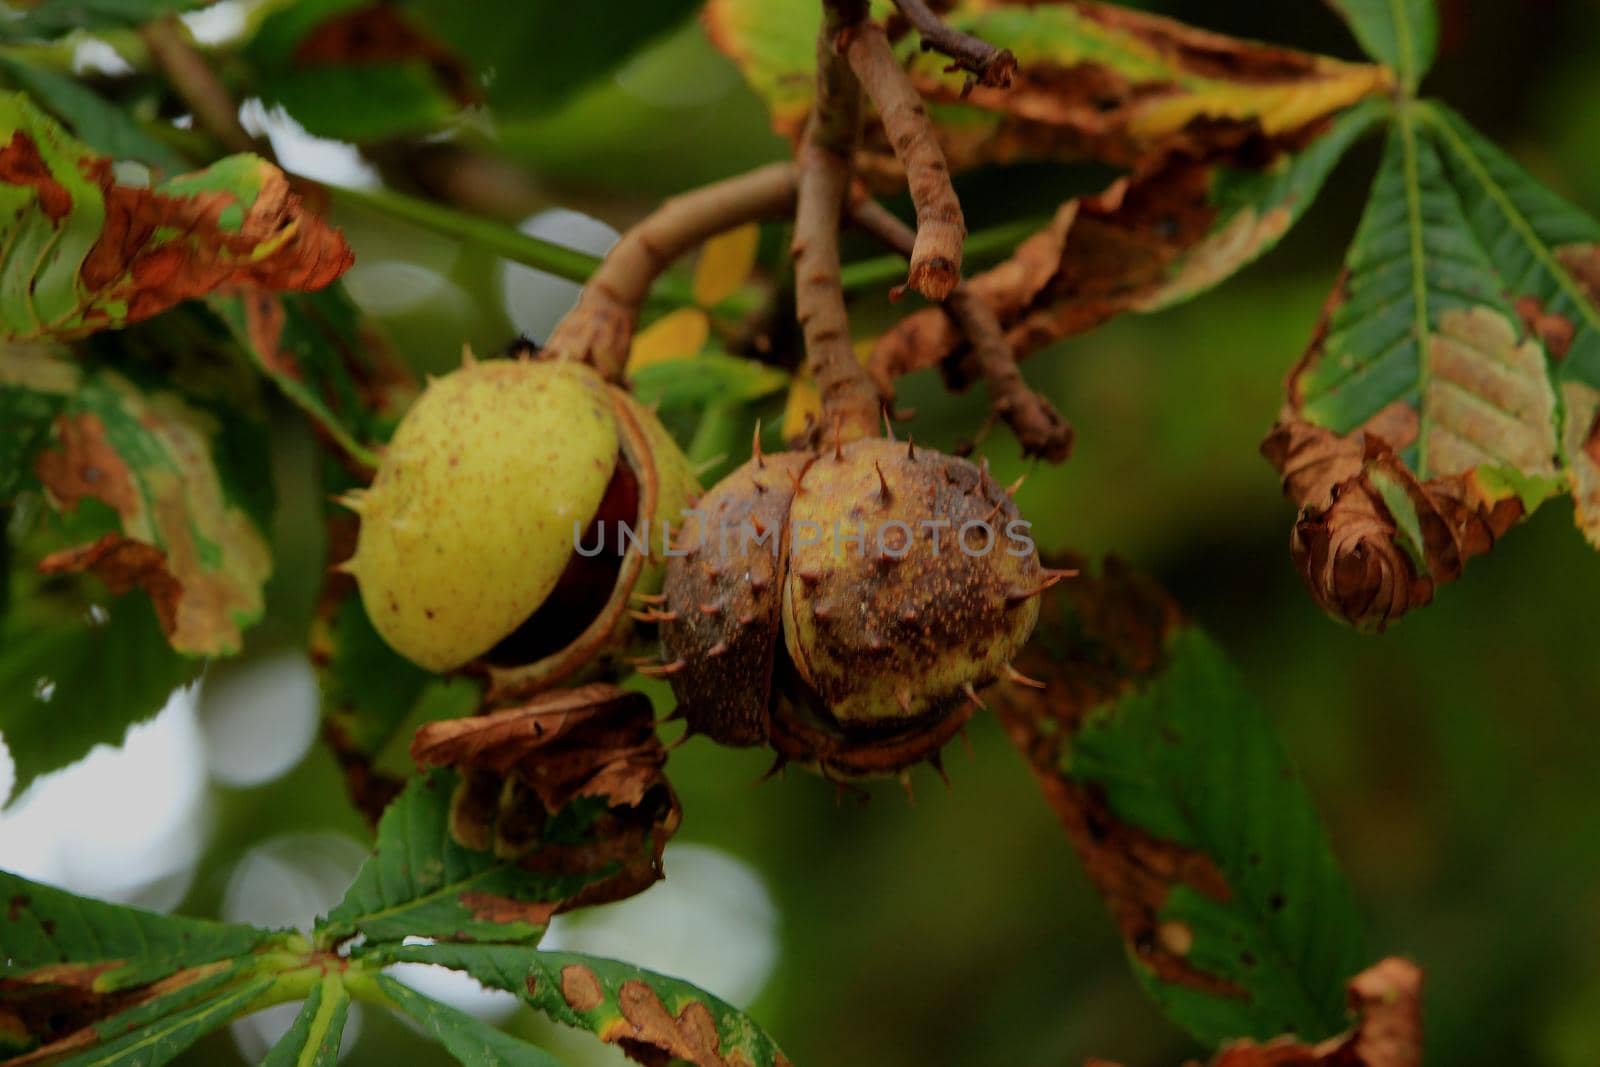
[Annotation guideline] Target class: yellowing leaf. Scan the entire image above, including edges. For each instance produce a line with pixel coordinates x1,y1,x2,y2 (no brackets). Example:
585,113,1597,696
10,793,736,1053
1264,102,1600,630
692,222,761,308
705,0,1390,176
781,374,819,444
625,307,711,373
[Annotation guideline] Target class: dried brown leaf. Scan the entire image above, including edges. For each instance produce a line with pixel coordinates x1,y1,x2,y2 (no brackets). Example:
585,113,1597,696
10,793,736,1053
412,683,680,910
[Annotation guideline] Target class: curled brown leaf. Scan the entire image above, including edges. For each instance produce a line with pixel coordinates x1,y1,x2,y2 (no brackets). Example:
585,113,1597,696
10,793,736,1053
412,683,681,910
1262,416,1521,632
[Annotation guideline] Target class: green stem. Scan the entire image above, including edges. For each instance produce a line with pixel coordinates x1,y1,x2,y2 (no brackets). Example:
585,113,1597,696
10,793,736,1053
322,182,1044,312
324,182,608,285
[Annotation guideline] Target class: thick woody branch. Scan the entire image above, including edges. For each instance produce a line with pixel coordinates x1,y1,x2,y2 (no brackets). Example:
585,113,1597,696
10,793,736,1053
794,1,881,442
845,22,964,302
545,162,799,381
891,0,1017,90
850,199,1071,462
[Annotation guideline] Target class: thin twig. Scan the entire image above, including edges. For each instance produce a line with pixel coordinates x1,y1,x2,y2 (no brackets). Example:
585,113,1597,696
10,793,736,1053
794,0,881,442
891,0,1018,91
139,16,260,156
850,199,1071,461
545,162,798,381
845,21,964,302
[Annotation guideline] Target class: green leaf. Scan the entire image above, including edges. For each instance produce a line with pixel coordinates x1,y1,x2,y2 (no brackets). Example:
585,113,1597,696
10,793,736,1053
0,0,206,40
210,286,403,470
0,91,351,343
1070,629,1367,1044
0,56,188,173
0,573,197,801
317,768,604,947
0,868,280,1058
1322,0,1439,92
995,562,1367,1048
245,0,463,142
705,0,1390,170
411,0,702,120
1265,101,1600,628
1136,98,1389,314
628,351,788,412
372,976,563,1067
387,943,794,1067
46,970,277,1067
260,975,350,1067
27,366,274,656
0,373,67,500
0,868,271,989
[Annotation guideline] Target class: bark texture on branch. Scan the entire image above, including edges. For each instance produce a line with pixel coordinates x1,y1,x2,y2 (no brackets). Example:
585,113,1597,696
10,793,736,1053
891,0,1018,90
846,22,964,301
850,199,1070,461
545,162,799,381
793,0,881,442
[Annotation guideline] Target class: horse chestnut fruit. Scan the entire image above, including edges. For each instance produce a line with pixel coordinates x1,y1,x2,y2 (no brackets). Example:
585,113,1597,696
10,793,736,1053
345,353,696,691
658,437,1053,777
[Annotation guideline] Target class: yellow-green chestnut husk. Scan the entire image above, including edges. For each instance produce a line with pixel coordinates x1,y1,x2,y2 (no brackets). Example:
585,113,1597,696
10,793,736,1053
344,352,696,694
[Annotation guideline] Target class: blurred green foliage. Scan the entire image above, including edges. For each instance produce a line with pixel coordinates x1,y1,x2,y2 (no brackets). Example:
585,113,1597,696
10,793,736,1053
3,0,1598,1064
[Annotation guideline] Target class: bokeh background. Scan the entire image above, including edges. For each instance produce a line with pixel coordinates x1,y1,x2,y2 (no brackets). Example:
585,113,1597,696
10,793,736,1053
3,1,1599,1064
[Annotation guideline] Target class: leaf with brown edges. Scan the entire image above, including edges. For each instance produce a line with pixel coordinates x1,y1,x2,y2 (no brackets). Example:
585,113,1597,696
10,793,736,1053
0,91,350,343
28,362,273,657
1262,102,1600,630
870,102,1383,392
410,683,680,912
705,0,1389,182
993,558,1366,1048
1089,957,1423,1067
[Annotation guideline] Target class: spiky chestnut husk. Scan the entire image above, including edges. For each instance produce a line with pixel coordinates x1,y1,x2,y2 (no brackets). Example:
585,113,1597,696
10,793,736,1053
659,437,1048,778
345,354,696,691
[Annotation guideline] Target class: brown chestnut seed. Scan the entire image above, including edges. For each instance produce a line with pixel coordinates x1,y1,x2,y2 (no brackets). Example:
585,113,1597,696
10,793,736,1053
659,438,1046,777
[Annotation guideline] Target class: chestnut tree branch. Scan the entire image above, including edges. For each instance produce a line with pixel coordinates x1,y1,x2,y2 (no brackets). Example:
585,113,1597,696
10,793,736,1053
793,0,881,442
890,0,1018,90
139,16,260,156
845,21,965,302
850,199,1072,462
545,162,799,381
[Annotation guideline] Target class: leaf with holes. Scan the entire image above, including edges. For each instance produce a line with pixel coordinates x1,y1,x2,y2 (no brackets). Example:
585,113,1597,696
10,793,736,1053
705,0,1390,181
0,91,350,343
993,560,1367,1048
1262,101,1600,630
